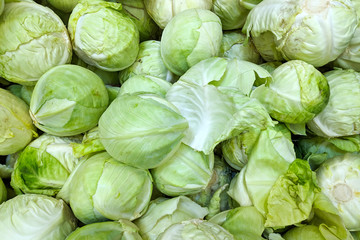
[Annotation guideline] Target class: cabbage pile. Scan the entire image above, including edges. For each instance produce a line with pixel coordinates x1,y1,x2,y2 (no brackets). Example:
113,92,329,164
1,0,360,239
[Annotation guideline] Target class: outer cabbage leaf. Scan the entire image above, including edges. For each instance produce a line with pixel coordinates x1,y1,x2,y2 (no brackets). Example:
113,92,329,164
283,225,326,240
166,81,273,154
119,75,172,98
210,206,265,240
245,125,296,216
310,193,353,240
227,165,253,207
209,207,265,240
71,127,105,158
179,57,271,96
295,135,360,170
284,193,354,240
265,159,320,228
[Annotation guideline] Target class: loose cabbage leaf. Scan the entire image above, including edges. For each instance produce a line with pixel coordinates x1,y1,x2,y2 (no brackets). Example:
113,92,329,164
265,159,320,228
245,125,296,216
166,81,273,154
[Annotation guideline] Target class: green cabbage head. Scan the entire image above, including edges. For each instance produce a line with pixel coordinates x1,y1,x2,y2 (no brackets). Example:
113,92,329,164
307,69,360,137
244,0,358,67
161,9,223,76
58,152,153,224
251,60,329,124
29,64,109,136
0,88,37,155
0,194,77,240
0,1,72,85
316,153,360,231
68,0,139,71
